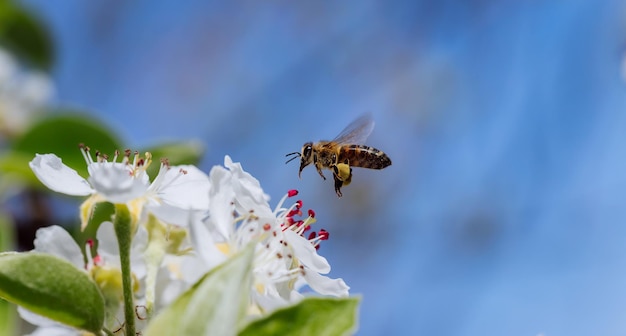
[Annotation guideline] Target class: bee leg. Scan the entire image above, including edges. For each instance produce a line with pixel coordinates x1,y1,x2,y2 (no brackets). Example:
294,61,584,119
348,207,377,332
332,164,352,197
333,173,343,197
315,165,326,180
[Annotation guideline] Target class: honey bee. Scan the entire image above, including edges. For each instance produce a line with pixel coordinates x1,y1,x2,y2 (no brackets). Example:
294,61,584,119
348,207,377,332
285,114,392,197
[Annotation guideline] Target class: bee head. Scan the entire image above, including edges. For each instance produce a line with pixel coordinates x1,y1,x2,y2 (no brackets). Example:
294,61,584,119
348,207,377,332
285,142,314,178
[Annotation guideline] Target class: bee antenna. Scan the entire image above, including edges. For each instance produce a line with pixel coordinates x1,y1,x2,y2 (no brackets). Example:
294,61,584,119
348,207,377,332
285,152,301,164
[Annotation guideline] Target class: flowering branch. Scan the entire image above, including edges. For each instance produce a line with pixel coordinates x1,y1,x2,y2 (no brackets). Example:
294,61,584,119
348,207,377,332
0,150,360,335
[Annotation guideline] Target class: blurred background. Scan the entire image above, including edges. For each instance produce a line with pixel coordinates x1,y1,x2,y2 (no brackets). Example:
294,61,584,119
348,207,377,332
1,0,626,335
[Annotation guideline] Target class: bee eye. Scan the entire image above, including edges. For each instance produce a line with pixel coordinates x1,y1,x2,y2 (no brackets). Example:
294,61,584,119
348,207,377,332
303,145,312,157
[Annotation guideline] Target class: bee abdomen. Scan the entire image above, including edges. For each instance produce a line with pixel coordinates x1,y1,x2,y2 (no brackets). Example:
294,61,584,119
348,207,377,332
339,145,391,169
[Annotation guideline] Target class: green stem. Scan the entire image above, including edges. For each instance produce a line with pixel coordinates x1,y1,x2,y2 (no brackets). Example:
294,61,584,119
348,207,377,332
113,204,135,336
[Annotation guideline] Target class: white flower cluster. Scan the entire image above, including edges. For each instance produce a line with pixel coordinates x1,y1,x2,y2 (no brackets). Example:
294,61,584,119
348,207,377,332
0,48,53,134
25,148,349,334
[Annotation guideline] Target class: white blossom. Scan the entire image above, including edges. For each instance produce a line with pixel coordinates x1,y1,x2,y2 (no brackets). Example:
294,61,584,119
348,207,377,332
0,48,53,135
189,155,349,314
29,147,210,229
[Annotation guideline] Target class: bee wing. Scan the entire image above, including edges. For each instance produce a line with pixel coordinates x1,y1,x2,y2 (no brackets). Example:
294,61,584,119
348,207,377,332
332,114,375,145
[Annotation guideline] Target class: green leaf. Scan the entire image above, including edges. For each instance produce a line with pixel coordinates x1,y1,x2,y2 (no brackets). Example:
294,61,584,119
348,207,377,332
239,297,360,336
141,141,205,179
145,244,254,336
0,1,54,70
0,252,105,333
0,213,16,336
0,151,43,187
6,113,123,183
0,212,14,253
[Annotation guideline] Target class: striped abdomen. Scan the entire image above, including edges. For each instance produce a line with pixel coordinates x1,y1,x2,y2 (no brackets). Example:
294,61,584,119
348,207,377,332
338,145,391,169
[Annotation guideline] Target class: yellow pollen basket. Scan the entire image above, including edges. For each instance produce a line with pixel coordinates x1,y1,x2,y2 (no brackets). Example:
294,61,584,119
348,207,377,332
334,163,352,185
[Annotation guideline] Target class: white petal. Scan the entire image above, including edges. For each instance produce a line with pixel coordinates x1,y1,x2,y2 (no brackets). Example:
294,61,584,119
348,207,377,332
25,326,77,336
33,225,84,269
283,230,330,273
302,270,350,297
207,165,236,240
87,162,150,203
160,273,188,306
251,290,290,312
29,154,93,196
156,165,210,210
189,216,226,268
19,308,79,335
179,253,212,284
224,155,271,211
18,306,57,328
289,289,305,302
130,225,148,279
147,203,198,227
96,221,118,257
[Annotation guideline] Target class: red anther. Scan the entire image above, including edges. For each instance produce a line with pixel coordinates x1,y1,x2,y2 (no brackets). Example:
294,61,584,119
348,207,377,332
318,229,329,240
263,223,271,231
137,158,145,166
295,220,304,227
86,239,94,248
308,232,317,240
93,255,102,265
287,189,299,197
315,245,320,250
303,225,312,232
295,200,303,209
286,217,295,225
287,209,301,217
308,209,316,218
125,149,132,156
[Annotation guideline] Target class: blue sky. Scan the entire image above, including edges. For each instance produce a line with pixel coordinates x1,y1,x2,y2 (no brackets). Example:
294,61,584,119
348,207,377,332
19,1,626,334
